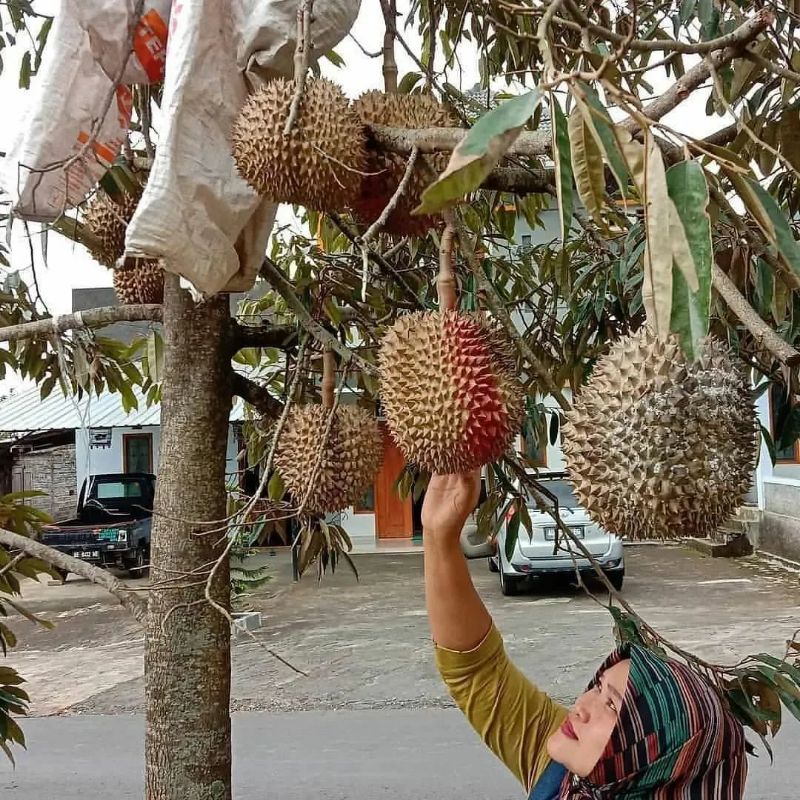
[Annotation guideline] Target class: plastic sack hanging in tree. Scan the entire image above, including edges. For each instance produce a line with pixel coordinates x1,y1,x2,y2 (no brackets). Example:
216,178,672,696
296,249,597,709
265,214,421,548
1,0,170,221
124,0,362,296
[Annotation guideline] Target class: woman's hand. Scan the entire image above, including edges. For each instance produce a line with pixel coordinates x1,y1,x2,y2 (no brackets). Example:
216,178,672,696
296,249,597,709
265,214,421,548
421,470,481,544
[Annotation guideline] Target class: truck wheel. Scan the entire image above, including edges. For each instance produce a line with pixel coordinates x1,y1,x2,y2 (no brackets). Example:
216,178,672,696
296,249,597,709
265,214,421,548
127,546,149,579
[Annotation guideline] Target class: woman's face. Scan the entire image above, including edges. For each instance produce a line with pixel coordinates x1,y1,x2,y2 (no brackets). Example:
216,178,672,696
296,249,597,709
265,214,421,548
546,658,631,777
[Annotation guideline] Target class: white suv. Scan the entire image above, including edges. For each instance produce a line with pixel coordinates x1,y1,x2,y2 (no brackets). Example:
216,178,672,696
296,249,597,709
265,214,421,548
488,473,625,595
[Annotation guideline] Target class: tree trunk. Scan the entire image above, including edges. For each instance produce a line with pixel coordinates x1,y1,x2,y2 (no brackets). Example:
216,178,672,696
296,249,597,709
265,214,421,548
144,275,233,800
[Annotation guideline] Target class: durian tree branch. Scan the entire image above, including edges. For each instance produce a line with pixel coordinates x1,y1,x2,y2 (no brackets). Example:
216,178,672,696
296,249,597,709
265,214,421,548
258,257,378,376
0,527,147,624
369,124,551,158
284,0,314,135
0,304,162,343
379,0,399,93
711,263,800,367
230,322,298,352
231,374,284,418
453,219,571,412
623,9,774,129
326,212,423,305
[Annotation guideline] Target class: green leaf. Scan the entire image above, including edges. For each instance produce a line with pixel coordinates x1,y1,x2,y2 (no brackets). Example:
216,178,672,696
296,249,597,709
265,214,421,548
267,471,285,501
323,48,345,68
640,137,673,336
551,98,574,243
398,71,423,94
679,0,698,24
745,179,800,279
415,89,544,214
666,161,712,358
573,83,631,199
505,506,520,561
18,50,30,89
145,332,164,384
568,108,605,226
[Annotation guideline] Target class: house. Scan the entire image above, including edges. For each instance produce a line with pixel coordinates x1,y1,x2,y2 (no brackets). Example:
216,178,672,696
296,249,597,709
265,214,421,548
0,384,244,522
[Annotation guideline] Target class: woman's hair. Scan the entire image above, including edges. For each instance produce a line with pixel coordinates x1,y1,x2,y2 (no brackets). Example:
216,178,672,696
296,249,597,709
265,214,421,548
562,643,747,799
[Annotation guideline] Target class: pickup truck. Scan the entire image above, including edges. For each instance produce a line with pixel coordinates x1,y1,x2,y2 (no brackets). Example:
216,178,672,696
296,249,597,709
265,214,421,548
40,473,155,579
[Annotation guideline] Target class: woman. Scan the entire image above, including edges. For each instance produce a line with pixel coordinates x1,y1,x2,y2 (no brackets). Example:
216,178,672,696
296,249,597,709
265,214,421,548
422,471,748,799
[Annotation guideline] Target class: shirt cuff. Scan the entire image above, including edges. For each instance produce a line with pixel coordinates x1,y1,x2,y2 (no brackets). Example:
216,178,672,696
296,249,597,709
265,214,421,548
434,623,503,674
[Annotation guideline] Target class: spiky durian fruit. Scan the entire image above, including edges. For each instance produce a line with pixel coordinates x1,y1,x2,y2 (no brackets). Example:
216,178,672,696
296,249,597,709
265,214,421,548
113,259,164,305
562,328,758,540
231,77,367,211
274,405,382,516
84,190,140,267
351,91,456,236
84,188,164,306
378,311,525,473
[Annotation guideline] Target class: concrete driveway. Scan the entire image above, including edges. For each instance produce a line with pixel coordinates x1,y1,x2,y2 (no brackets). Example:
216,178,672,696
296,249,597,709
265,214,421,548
4,543,799,717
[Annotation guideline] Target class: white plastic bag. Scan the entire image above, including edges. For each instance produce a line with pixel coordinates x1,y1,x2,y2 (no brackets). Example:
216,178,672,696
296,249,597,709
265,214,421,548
2,0,170,221
2,4,128,220
77,0,171,84
124,0,362,296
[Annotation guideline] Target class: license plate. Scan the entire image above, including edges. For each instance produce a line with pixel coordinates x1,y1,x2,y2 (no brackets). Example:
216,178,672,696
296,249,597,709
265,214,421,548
544,526,584,541
77,551,99,559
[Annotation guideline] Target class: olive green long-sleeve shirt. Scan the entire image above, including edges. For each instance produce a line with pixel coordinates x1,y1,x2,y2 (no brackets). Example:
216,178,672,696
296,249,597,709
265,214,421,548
436,625,569,793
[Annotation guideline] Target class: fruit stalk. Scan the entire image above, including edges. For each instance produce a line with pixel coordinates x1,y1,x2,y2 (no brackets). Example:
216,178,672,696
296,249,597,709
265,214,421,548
437,215,457,312
322,349,336,409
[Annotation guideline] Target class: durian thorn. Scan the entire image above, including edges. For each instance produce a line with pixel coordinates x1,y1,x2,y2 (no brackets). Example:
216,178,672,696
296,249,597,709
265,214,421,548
322,348,336,409
437,213,457,312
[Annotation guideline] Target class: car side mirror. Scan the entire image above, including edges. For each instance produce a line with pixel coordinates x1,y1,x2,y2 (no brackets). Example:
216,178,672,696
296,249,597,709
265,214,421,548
459,522,496,559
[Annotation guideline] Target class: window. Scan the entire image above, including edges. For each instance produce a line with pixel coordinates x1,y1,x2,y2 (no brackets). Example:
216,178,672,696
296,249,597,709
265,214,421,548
520,234,532,248
769,385,800,463
353,485,375,514
124,433,153,473
96,481,143,499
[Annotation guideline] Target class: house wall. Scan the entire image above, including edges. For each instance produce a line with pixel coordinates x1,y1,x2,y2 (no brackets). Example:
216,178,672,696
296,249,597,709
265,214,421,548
13,443,77,522
75,424,240,490
755,389,800,562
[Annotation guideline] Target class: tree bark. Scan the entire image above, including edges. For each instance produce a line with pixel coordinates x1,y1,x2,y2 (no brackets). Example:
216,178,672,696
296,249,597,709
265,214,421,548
144,275,233,800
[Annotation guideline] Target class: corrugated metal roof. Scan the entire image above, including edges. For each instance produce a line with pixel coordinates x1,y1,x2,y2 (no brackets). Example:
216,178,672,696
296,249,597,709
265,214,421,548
0,384,246,432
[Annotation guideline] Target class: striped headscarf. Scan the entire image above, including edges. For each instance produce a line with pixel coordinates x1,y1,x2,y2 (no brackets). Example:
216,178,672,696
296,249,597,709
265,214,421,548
561,643,748,799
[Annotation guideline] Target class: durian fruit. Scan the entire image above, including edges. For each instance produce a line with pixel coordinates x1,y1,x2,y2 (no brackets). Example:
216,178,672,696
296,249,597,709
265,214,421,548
351,91,456,237
274,405,382,516
84,188,164,305
562,328,759,540
113,259,164,305
378,311,525,473
231,77,367,211
84,190,140,267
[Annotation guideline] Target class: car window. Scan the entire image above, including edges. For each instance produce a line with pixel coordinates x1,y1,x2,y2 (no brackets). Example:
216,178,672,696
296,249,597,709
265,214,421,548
95,481,143,499
525,479,579,510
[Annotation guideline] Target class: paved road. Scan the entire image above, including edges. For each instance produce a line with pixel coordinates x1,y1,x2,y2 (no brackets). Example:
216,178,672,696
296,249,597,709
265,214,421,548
2,710,797,799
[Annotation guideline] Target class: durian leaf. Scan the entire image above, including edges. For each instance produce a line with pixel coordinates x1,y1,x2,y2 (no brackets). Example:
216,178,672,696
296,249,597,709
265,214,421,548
666,160,712,359
505,506,521,561
640,137,673,337
145,331,164,384
267,471,285,501
568,108,605,226
760,424,776,467
414,88,543,214
551,97,574,242
743,178,800,279
572,82,631,199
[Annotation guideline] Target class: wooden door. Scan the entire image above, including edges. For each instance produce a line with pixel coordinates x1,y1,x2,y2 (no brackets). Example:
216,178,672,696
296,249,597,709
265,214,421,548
374,426,413,539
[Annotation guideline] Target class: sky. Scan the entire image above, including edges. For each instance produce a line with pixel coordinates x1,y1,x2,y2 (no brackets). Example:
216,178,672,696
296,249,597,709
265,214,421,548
0,1,722,395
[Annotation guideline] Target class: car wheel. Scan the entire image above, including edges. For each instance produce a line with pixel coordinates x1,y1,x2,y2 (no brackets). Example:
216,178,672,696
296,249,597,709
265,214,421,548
499,567,520,596
488,557,499,573
608,571,624,591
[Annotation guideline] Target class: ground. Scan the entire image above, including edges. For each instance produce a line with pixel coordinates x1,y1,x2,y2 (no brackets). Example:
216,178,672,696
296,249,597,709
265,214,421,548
1,544,799,798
